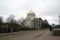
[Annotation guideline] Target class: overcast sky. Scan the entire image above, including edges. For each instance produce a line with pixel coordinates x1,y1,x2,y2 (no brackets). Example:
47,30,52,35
0,0,60,24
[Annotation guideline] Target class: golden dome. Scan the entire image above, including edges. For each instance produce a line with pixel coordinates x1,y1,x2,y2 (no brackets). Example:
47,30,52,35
28,10,35,15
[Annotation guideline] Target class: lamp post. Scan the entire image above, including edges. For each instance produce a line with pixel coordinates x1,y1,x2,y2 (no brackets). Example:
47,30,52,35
59,14,60,25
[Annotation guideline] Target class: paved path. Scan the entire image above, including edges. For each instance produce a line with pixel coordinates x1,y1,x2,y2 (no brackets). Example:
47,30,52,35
0,29,60,40
42,32,60,40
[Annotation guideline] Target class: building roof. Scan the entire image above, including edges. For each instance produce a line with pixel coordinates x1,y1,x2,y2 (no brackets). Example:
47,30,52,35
27,10,35,15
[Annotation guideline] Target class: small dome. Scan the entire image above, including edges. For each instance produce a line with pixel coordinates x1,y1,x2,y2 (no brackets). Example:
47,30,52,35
28,10,35,15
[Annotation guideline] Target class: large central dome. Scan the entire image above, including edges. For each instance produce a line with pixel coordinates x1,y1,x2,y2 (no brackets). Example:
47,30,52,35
28,10,35,15
26,10,35,21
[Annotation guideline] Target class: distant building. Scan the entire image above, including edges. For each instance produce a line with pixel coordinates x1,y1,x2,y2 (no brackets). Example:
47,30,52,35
23,10,35,28
32,18,42,29
22,10,42,29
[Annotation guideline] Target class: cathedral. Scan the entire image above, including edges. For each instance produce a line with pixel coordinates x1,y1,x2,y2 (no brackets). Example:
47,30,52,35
23,10,35,28
22,10,42,29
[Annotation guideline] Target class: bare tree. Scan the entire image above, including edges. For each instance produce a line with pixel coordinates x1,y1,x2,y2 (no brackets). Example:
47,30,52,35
42,19,49,29
0,16,4,27
6,15,16,32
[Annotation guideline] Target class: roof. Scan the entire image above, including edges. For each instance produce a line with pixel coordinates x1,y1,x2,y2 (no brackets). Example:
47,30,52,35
27,10,35,15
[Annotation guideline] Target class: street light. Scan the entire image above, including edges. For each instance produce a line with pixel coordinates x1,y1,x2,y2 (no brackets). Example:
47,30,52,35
58,14,60,25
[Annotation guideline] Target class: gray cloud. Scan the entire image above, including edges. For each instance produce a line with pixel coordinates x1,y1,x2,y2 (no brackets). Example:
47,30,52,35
0,0,60,24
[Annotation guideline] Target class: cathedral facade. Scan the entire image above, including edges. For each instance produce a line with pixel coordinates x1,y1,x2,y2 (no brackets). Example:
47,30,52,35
23,10,35,28
22,10,42,29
